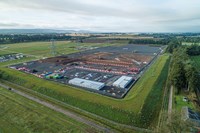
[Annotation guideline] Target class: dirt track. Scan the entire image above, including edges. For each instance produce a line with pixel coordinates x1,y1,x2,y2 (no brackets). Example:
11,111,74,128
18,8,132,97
168,85,173,122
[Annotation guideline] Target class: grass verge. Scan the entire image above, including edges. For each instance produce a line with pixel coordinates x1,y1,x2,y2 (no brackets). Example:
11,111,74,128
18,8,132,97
0,87,97,133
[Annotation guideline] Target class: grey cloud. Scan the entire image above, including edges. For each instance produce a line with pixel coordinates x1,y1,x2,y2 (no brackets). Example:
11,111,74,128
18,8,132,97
0,0,127,17
0,0,174,20
0,22,34,27
0,0,200,32
154,17,200,24
0,22,21,27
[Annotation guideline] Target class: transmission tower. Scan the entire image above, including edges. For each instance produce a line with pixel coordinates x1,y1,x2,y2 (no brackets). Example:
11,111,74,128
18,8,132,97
50,39,56,56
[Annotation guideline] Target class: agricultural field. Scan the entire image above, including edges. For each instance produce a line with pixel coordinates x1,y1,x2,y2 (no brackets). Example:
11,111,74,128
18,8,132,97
0,87,97,133
96,35,154,39
182,42,200,46
0,41,123,59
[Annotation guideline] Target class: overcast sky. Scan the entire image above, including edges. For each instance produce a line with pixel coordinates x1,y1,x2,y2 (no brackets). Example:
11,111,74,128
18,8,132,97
0,0,200,32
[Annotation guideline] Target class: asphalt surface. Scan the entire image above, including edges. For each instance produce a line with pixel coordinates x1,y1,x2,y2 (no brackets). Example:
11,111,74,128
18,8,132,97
0,83,112,133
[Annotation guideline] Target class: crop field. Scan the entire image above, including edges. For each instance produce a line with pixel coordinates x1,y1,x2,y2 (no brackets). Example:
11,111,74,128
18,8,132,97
96,35,154,39
0,53,170,128
0,88,97,133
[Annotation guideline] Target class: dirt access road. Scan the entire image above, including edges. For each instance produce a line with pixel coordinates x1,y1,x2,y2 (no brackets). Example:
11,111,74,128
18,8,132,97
168,85,173,122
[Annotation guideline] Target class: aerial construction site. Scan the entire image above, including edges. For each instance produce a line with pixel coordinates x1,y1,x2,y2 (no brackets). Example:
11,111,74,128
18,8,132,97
11,44,163,98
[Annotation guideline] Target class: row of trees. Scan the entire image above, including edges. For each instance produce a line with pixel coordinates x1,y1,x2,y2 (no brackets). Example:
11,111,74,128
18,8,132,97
0,34,73,44
186,44,200,56
166,39,182,53
168,41,200,94
181,37,200,44
129,39,169,45
170,48,199,94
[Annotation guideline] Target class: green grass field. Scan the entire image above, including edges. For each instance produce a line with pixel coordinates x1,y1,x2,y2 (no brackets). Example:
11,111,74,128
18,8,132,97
174,95,195,112
0,41,121,58
182,42,200,46
0,88,97,133
0,57,36,67
0,50,12,56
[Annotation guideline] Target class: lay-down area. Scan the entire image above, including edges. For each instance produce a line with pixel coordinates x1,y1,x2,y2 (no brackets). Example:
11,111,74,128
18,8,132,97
10,44,163,98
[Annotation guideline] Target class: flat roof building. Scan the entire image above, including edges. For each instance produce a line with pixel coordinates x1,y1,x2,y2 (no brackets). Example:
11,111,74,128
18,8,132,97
113,76,133,89
69,78,105,90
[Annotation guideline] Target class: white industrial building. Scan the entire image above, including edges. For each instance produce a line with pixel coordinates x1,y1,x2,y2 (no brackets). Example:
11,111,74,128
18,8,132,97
113,76,133,88
69,78,105,90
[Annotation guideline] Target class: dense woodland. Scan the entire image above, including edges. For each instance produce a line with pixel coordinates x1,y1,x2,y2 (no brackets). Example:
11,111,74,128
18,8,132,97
167,40,200,95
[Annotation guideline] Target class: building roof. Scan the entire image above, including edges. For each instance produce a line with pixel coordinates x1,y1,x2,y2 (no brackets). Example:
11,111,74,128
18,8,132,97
69,78,105,90
113,76,133,88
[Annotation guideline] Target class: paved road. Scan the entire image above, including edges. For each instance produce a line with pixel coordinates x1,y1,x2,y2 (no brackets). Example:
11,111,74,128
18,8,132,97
0,83,112,133
168,85,173,122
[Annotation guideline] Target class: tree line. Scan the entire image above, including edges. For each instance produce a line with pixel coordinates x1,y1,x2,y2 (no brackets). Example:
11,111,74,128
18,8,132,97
167,40,200,94
0,34,76,44
129,38,169,45
186,44,200,56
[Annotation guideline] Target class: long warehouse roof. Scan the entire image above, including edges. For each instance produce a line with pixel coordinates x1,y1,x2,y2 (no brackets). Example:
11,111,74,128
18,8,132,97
69,78,105,90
